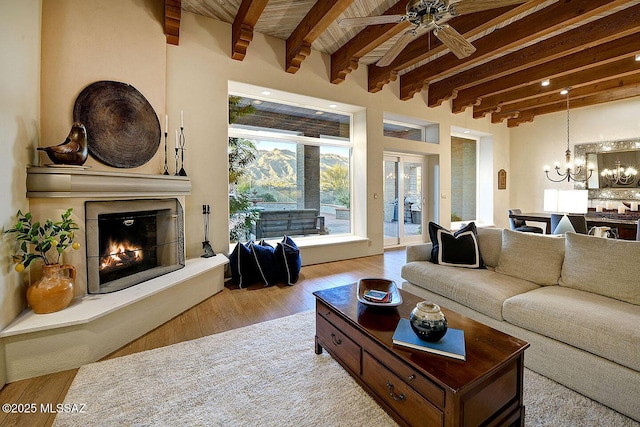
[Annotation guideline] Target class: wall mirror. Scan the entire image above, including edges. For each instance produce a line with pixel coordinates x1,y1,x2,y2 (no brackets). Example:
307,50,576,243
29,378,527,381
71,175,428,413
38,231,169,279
574,138,640,200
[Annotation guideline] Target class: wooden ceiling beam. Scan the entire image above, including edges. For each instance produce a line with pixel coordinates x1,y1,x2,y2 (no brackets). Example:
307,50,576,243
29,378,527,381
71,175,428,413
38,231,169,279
428,3,640,108
165,0,181,45
330,1,409,85
507,84,640,127
286,0,355,74
491,72,640,123
474,58,640,118
451,33,640,114
231,0,269,61
366,5,520,92
400,0,624,101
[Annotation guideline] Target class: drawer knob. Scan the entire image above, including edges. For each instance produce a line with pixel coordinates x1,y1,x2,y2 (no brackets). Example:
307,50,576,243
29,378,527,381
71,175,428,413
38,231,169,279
407,374,416,381
386,381,406,402
331,333,342,346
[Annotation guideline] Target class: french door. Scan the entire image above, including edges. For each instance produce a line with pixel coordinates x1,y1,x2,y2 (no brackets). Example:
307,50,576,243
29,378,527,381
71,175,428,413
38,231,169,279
384,154,425,247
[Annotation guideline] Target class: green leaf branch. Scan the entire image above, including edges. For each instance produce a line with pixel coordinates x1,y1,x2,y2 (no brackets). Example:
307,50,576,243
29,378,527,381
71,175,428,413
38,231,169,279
3,208,80,270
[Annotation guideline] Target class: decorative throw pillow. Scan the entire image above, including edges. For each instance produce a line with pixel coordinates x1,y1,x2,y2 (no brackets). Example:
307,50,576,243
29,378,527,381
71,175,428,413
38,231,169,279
251,240,279,287
559,232,640,305
428,222,485,269
275,235,302,285
495,229,565,286
229,241,261,288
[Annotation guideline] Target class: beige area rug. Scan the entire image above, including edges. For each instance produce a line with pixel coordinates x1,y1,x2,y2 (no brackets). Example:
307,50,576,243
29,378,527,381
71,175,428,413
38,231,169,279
54,311,638,427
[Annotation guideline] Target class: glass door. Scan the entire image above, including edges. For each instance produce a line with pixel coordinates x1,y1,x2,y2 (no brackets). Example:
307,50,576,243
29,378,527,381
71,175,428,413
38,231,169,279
384,154,425,247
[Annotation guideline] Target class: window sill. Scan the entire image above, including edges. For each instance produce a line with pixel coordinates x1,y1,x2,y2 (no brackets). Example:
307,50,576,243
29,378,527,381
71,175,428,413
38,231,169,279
229,234,369,252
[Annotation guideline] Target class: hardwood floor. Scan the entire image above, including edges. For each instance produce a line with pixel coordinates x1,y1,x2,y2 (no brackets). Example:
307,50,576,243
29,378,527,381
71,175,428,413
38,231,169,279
0,249,406,427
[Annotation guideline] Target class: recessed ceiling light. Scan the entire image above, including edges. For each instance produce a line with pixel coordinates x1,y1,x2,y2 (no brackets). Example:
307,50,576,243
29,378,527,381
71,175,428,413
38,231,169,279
252,100,262,105
463,130,471,134
560,88,569,95
329,104,338,108
635,54,640,62
261,91,271,96
315,111,324,115
541,79,550,87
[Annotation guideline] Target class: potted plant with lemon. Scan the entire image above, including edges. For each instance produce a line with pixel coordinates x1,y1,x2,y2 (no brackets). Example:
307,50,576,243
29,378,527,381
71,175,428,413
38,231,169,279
4,208,80,313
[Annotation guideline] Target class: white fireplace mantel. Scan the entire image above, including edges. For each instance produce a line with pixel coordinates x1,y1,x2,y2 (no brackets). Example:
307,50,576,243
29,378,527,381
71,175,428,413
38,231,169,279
1,166,227,383
26,166,191,198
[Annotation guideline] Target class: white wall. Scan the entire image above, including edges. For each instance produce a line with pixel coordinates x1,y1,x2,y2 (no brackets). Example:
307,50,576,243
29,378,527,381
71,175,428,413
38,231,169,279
510,97,640,215
0,0,42,385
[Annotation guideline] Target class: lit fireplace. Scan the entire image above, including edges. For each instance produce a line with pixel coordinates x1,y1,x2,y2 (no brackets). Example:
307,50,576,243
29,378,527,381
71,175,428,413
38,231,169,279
85,199,185,294
100,238,144,275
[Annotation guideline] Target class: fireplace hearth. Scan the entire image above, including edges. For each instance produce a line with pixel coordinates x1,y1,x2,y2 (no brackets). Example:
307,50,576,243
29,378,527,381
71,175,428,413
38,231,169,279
85,199,185,293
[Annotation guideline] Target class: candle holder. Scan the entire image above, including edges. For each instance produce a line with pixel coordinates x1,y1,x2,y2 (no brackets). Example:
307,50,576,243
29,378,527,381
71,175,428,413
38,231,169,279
163,131,169,175
178,126,187,176
174,146,180,176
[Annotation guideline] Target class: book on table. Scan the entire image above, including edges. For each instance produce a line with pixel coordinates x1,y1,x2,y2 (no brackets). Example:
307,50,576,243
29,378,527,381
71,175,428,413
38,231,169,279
363,289,392,303
392,318,466,361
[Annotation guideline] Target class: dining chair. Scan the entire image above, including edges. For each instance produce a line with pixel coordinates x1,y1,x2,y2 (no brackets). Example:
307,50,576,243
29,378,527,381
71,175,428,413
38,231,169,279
508,209,543,234
550,214,588,235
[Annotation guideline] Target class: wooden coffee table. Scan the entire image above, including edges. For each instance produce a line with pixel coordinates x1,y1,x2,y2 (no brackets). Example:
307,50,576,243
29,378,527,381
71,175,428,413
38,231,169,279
314,284,529,427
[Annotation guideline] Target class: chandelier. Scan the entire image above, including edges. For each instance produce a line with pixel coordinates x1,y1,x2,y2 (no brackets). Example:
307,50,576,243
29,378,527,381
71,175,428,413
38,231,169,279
544,89,594,183
601,159,637,186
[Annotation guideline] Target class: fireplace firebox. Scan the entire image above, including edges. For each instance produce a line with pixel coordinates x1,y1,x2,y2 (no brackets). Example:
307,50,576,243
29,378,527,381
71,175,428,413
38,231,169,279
85,199,185,294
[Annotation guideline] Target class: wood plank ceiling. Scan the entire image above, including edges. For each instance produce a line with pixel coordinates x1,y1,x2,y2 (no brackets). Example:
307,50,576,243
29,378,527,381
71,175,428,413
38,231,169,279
167,0,640,127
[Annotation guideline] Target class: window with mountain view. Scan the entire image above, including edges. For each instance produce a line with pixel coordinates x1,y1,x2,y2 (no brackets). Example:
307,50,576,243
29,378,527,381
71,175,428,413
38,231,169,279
228,95,352,243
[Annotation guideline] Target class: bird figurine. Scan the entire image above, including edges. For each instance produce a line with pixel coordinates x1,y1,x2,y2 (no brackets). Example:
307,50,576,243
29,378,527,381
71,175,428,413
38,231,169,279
38,122,88,165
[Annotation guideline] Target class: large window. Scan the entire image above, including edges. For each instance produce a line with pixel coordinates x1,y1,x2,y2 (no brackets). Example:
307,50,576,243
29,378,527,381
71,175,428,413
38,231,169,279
450,130,494,227
228,95,353,242
451,136,477,222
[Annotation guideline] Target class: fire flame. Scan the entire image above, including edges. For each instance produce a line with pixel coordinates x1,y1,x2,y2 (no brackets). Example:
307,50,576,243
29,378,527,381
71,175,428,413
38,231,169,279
100,239,143,270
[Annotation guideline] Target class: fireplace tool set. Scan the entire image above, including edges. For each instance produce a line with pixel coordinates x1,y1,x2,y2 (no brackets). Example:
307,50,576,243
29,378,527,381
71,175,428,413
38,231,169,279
201,204,215,258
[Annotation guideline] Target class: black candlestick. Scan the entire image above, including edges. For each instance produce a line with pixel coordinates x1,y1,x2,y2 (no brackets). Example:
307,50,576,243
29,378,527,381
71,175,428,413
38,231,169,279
163,131,169,175
178,126,187,176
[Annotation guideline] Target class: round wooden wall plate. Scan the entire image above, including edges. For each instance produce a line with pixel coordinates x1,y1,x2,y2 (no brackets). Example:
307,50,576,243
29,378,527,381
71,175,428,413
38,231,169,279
73,81,161,168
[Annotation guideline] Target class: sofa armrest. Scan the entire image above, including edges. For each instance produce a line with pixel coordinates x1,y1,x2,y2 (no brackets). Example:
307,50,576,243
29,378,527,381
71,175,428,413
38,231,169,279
406,243,433,263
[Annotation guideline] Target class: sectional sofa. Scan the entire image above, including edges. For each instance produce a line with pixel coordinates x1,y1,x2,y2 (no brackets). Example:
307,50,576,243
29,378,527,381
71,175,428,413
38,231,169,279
401,227,640,421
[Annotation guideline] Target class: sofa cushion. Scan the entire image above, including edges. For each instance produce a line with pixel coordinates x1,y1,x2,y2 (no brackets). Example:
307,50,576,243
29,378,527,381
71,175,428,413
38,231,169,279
496,229,565,286
559,232,640,305
428,222,485,269
503,286,640,372
477,227,502,268
401,261,540,321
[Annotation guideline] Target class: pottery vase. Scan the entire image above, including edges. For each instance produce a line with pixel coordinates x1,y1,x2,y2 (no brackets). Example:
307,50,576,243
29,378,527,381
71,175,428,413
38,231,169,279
27,264,76,314
409,301,448,342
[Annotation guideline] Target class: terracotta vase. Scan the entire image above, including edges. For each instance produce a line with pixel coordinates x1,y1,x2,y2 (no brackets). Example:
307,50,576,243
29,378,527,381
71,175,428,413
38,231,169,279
27,264,76,314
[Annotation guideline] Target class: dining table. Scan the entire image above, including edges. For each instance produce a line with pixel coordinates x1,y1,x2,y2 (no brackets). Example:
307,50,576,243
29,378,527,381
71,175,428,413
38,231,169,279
508,211,639,240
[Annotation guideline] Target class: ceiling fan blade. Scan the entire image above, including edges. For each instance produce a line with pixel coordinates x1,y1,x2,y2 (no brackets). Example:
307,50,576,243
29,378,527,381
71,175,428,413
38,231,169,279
434,24,476,59
451,0,528,15
337,14,404,28
376,30,417,67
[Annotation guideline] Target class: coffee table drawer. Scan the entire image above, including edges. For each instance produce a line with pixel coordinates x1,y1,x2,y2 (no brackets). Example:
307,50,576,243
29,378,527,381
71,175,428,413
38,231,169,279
370,343,445,408
363,351,443,427
316,301,362,341
316,313,361,374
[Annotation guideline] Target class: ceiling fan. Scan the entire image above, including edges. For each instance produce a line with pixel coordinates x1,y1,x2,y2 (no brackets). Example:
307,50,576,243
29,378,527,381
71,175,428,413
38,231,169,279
338,0,526,66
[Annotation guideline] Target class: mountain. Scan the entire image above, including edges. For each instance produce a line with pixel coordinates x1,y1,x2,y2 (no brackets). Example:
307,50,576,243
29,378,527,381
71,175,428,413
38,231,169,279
248,148,349,188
